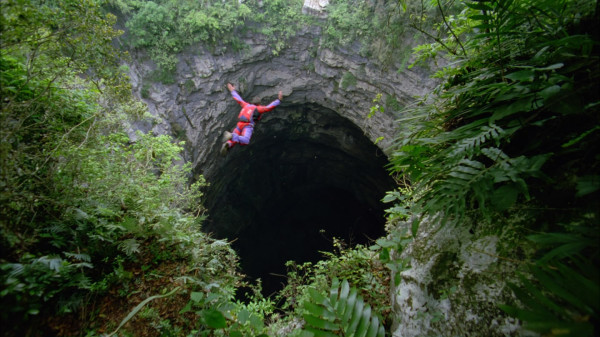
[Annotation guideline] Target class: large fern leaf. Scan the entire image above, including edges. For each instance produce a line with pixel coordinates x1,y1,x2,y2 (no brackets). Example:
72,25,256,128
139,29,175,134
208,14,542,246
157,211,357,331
302,278,385,337
447,123,508,158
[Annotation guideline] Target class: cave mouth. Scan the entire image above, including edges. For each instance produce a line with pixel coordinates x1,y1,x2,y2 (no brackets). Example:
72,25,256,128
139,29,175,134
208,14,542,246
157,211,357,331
203,103,396,296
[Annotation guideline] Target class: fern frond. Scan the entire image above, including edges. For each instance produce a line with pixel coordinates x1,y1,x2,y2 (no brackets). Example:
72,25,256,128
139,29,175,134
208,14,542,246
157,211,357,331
64,252,92,262
35,256,64,272
7,263,25,278
481,147,509,162
501,260,599,336
118,238,141,256
302,278,385,337
415,147,552,224
448,123,506,159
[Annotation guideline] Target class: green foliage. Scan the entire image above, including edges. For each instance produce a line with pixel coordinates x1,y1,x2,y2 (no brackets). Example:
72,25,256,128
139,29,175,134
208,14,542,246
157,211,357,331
1,254,93,316
322,0,438,66
0,1,242,335
499,224,599,336
340,71,357,90
278,239,392,331
253,0,307,55
367,93,384,119
107,287,181,337
381,187,413,223
114,0,310,78
1,0,132,255
117,0,426,76
369,227,412,288
390,0,600,226
2,0,129,91
323,0,374,48
115,0,431,81
180,281,274,336
385,0,599,335
118,0,251,74
141,82,151,99
384,94,402,113
301,278,385,337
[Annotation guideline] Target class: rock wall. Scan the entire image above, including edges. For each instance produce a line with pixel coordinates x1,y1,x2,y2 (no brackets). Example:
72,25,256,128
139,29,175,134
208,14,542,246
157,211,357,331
124,19,438,295
389,217,534,337
126,25,435,181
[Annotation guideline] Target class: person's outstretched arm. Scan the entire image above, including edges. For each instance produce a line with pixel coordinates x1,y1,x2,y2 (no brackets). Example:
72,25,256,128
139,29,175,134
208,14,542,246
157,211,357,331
227,83,248,107
256,91,283,113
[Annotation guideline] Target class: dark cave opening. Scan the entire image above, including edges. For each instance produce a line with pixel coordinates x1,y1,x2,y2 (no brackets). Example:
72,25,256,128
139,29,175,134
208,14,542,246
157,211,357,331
203,104,396,296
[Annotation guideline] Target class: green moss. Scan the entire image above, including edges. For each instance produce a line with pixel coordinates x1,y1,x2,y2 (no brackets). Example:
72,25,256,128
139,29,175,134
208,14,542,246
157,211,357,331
340,71,357,90
385,94,403,112
426,251,459,300
184,79,195,92
147,68,176,85
141,82,151,99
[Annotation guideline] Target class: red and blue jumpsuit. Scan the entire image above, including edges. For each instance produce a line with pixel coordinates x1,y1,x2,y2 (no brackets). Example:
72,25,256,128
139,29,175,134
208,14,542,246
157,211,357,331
226,90,281,148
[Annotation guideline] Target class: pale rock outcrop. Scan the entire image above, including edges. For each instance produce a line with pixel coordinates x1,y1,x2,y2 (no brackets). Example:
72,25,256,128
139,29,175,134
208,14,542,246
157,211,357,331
389,218,535,337
128,26,434,180
302,0,329,18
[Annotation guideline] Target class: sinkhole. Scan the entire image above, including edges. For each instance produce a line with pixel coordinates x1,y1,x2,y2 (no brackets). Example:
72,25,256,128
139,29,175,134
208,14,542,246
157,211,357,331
203,103,396,296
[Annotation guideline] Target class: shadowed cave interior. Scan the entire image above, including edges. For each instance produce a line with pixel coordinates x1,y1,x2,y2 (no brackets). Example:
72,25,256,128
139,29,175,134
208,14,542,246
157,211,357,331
203,103,396,296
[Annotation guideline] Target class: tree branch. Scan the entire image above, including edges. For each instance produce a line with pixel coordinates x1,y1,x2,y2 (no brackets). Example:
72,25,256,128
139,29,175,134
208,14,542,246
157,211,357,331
437,0,467,57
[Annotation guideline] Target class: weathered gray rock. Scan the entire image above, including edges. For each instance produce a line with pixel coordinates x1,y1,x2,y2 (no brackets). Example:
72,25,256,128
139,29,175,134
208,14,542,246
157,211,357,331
389,217,536,337
127,26,435,181
302,0,329,18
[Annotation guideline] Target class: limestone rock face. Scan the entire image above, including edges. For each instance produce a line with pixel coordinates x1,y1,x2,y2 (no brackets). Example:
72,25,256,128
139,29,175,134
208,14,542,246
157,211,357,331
389,218,533,337
302,0,329,17
126,21,437,296
127,26,435,182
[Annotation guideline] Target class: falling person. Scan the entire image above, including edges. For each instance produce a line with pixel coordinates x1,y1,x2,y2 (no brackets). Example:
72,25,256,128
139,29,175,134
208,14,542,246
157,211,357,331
221,82,283,155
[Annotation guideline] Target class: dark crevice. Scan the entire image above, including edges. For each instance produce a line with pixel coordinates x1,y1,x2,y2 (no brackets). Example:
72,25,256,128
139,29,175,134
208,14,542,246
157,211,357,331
202,104,395,295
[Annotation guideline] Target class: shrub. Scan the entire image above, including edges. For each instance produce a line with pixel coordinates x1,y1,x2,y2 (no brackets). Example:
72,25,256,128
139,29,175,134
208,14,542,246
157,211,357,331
387,0,600,335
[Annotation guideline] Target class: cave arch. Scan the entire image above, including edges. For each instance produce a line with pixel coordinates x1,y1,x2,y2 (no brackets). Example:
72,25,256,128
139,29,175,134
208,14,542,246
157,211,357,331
203,103,395,295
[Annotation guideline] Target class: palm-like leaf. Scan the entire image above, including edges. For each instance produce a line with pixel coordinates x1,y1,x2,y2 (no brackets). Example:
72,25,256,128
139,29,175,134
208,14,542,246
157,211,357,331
302,278,385,337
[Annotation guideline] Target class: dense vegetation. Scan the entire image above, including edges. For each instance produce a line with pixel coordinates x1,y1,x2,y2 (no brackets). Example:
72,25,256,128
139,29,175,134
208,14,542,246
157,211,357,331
1,0,598,336
108,0,307,80
109,0,434,80
388,0,599,335
0,0,394,336
0,0,244,336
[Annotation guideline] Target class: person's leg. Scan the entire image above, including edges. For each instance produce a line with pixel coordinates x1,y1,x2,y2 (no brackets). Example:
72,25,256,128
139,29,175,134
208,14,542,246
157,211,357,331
227,127,243,148
232,125,254,145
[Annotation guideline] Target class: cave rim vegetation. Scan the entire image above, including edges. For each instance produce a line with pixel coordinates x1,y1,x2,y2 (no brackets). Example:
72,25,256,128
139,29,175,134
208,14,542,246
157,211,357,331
201,102,396,296
2,0,598,336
